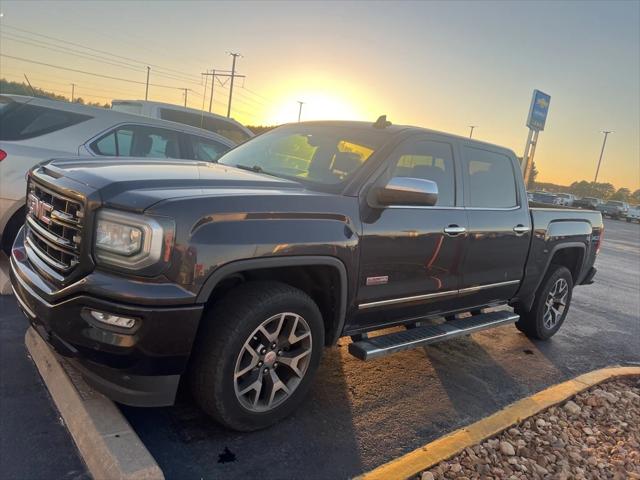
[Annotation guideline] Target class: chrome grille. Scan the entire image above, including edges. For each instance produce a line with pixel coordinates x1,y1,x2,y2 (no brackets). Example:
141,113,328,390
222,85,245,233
25,179,84,275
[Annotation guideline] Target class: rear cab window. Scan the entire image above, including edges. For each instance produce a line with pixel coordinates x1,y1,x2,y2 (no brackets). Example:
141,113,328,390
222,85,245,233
462,146,518,208
0,101,92,140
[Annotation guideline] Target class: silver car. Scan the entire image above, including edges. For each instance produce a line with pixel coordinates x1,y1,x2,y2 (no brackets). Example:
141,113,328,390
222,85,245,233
0,95,236,254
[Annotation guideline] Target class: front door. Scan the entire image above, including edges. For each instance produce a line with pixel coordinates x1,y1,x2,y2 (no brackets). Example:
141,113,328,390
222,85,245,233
353,136,467,331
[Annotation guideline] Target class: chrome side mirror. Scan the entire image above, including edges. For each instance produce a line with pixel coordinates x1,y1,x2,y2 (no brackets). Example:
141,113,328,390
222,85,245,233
376,177,438,207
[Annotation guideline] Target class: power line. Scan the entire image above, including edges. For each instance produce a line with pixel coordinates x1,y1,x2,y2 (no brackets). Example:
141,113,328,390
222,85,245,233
1,32,204,86
2,24,203,84
0,68,142,97
241,86,278,104
0,54,195,91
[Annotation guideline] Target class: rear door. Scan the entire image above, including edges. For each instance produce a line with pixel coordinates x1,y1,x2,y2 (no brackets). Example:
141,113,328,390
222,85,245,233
456,144,531,308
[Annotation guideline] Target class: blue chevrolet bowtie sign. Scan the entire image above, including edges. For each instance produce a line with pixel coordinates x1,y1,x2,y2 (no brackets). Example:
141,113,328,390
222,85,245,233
526,89,551,131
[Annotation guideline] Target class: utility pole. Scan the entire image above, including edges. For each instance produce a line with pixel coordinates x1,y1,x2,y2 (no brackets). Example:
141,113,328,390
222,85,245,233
297,101,305,122
145,66,150,100
593,130,612,183
208,69,215,113
71,83,75,103
201,68,245,115
226,52,241,118
468,125,477,138
182,88,188,107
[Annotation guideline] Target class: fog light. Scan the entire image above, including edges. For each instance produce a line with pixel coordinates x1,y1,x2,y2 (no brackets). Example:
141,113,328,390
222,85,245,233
90,310,137,329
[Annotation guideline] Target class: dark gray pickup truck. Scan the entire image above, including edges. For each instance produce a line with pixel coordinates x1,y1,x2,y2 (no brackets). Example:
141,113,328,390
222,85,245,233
10,119,602,431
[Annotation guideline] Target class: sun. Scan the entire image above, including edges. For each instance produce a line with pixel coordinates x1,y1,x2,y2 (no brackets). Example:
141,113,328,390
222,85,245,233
266,91,366,125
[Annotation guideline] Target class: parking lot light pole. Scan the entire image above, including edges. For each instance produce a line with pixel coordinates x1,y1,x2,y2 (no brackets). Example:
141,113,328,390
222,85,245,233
468,125,477,138
594,130,612,183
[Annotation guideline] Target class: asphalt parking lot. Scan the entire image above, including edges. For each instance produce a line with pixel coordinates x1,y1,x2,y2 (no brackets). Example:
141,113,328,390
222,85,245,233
1,218,638,479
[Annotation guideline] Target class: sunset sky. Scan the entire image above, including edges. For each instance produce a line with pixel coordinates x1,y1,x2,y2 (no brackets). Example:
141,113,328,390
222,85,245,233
1,1,638,190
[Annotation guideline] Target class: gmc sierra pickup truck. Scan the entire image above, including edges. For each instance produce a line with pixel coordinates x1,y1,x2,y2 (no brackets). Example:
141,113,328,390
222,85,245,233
10,119,602,431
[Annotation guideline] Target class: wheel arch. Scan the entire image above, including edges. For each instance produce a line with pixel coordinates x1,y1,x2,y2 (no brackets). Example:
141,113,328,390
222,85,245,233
1,203,26,254
196,256,349,344
513,242,585,313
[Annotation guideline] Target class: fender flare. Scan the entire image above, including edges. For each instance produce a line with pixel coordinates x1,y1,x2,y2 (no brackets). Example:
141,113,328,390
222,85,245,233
517,242,587,311
196,256,349,343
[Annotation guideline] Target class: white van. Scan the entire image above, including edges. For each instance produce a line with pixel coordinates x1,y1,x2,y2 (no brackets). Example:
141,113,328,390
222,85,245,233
111,100,254,144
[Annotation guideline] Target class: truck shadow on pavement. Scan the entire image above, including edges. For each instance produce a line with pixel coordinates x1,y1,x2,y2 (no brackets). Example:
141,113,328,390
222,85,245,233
121,325,566,480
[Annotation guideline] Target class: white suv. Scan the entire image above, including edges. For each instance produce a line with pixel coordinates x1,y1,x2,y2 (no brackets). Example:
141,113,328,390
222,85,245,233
0,95,237,254
111,100,254,145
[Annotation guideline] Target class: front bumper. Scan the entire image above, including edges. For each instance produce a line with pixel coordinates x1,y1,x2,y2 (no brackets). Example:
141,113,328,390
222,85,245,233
10,233,204,407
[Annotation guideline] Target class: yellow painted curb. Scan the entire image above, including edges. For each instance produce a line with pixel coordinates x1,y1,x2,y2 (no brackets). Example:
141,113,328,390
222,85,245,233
357,366,640,480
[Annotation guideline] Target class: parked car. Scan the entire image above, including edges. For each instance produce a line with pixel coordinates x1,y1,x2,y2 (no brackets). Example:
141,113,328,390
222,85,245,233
627,205,640,223
10,119,602,431
597,200,629,219
0,94,236,254
529,191,559,206
574,197,603,210
111,100,254,144
554,193,576,207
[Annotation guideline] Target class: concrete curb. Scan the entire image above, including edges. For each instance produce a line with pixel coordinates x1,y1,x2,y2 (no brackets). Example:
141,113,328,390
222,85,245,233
25,326,164,480
357,366,640,480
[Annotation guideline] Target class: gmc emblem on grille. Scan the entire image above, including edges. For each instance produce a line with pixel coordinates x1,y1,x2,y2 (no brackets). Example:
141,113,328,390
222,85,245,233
27,193,53,225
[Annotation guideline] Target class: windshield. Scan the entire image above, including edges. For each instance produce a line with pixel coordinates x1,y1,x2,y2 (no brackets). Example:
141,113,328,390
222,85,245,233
606,201,624,206
218,125,389,187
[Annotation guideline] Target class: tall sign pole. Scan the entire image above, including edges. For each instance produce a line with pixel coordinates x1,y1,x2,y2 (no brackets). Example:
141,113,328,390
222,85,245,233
522,89,551,188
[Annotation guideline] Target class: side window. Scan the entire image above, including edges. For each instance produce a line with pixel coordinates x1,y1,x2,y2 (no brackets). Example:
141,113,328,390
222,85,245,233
190,136,230,162
390,140,456,207
0,104,91,140
463,147,517,208
93,132,117,155
91,125,181,158
160,108,251,144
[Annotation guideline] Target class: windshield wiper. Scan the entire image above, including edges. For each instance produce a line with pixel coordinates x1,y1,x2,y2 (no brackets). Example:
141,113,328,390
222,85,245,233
234,164,264,173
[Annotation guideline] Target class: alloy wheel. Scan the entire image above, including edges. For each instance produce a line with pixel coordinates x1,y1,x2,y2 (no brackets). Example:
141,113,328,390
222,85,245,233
233,312,313,412
543,278,568,329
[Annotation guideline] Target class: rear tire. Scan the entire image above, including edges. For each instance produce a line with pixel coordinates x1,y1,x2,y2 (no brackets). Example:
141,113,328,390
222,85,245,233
189,281,324,431
516,265,573,340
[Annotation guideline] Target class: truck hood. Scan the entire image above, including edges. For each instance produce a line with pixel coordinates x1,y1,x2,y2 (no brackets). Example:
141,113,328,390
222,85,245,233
42,158,307,211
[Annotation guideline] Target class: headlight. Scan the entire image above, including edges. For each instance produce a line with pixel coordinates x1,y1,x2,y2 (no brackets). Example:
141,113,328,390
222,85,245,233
96,219,143,255
94,209,174,272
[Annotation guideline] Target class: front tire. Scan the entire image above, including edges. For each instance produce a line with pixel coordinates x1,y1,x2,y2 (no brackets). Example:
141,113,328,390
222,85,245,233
516,265,573,340
190,281,324,431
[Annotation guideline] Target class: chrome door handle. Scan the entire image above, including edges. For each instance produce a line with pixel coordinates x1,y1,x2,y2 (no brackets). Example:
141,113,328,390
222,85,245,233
444,225,467,236
513,225,530,235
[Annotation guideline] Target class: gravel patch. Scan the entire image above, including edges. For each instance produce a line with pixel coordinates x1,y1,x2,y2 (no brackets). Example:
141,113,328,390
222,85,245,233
418,377,640,480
